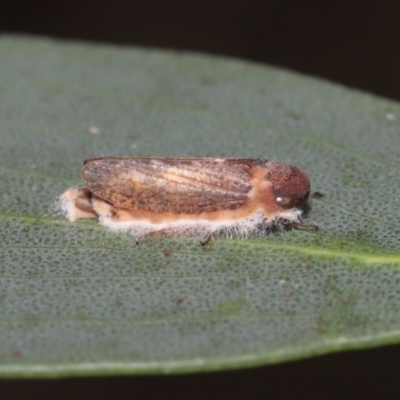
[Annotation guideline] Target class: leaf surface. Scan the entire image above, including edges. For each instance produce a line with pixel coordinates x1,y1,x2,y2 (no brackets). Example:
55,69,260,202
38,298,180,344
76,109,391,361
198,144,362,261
1,36,400,377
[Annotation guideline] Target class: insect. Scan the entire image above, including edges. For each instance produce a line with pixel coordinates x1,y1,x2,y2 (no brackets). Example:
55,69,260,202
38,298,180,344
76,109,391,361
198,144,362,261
59,157,318,244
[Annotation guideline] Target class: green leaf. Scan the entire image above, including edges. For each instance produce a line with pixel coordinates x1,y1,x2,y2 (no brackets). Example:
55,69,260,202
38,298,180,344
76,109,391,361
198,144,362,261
1,35,400,378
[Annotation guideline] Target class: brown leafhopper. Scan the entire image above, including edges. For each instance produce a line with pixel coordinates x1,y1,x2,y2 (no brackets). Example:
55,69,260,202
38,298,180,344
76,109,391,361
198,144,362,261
59,157,317,243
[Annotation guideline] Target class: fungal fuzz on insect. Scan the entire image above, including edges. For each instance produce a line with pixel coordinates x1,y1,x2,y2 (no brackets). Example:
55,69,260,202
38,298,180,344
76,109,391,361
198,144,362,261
59,157,318,242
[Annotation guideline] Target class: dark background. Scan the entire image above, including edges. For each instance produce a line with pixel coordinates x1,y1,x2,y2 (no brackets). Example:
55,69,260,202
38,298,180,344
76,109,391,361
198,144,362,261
1,0,400,398
2,0,400,100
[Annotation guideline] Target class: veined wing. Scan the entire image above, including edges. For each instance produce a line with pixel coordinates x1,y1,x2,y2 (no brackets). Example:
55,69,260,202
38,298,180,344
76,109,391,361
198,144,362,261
81,157,258,213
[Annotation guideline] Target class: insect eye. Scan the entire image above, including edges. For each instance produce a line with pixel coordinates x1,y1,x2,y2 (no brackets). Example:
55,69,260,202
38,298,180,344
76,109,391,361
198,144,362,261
275,196,293,207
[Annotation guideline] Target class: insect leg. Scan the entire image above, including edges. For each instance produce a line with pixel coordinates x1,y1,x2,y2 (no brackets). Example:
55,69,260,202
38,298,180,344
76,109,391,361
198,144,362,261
310,191,325,198
200,226,230,245
291,221,319,231
136,227,192,244
200,232,214,246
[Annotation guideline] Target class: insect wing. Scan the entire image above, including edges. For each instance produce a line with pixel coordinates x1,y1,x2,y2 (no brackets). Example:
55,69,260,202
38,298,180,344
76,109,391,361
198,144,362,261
81,158,254,213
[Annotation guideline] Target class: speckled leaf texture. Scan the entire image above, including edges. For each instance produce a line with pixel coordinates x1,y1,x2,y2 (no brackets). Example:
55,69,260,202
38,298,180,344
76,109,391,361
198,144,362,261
1,36,400,378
